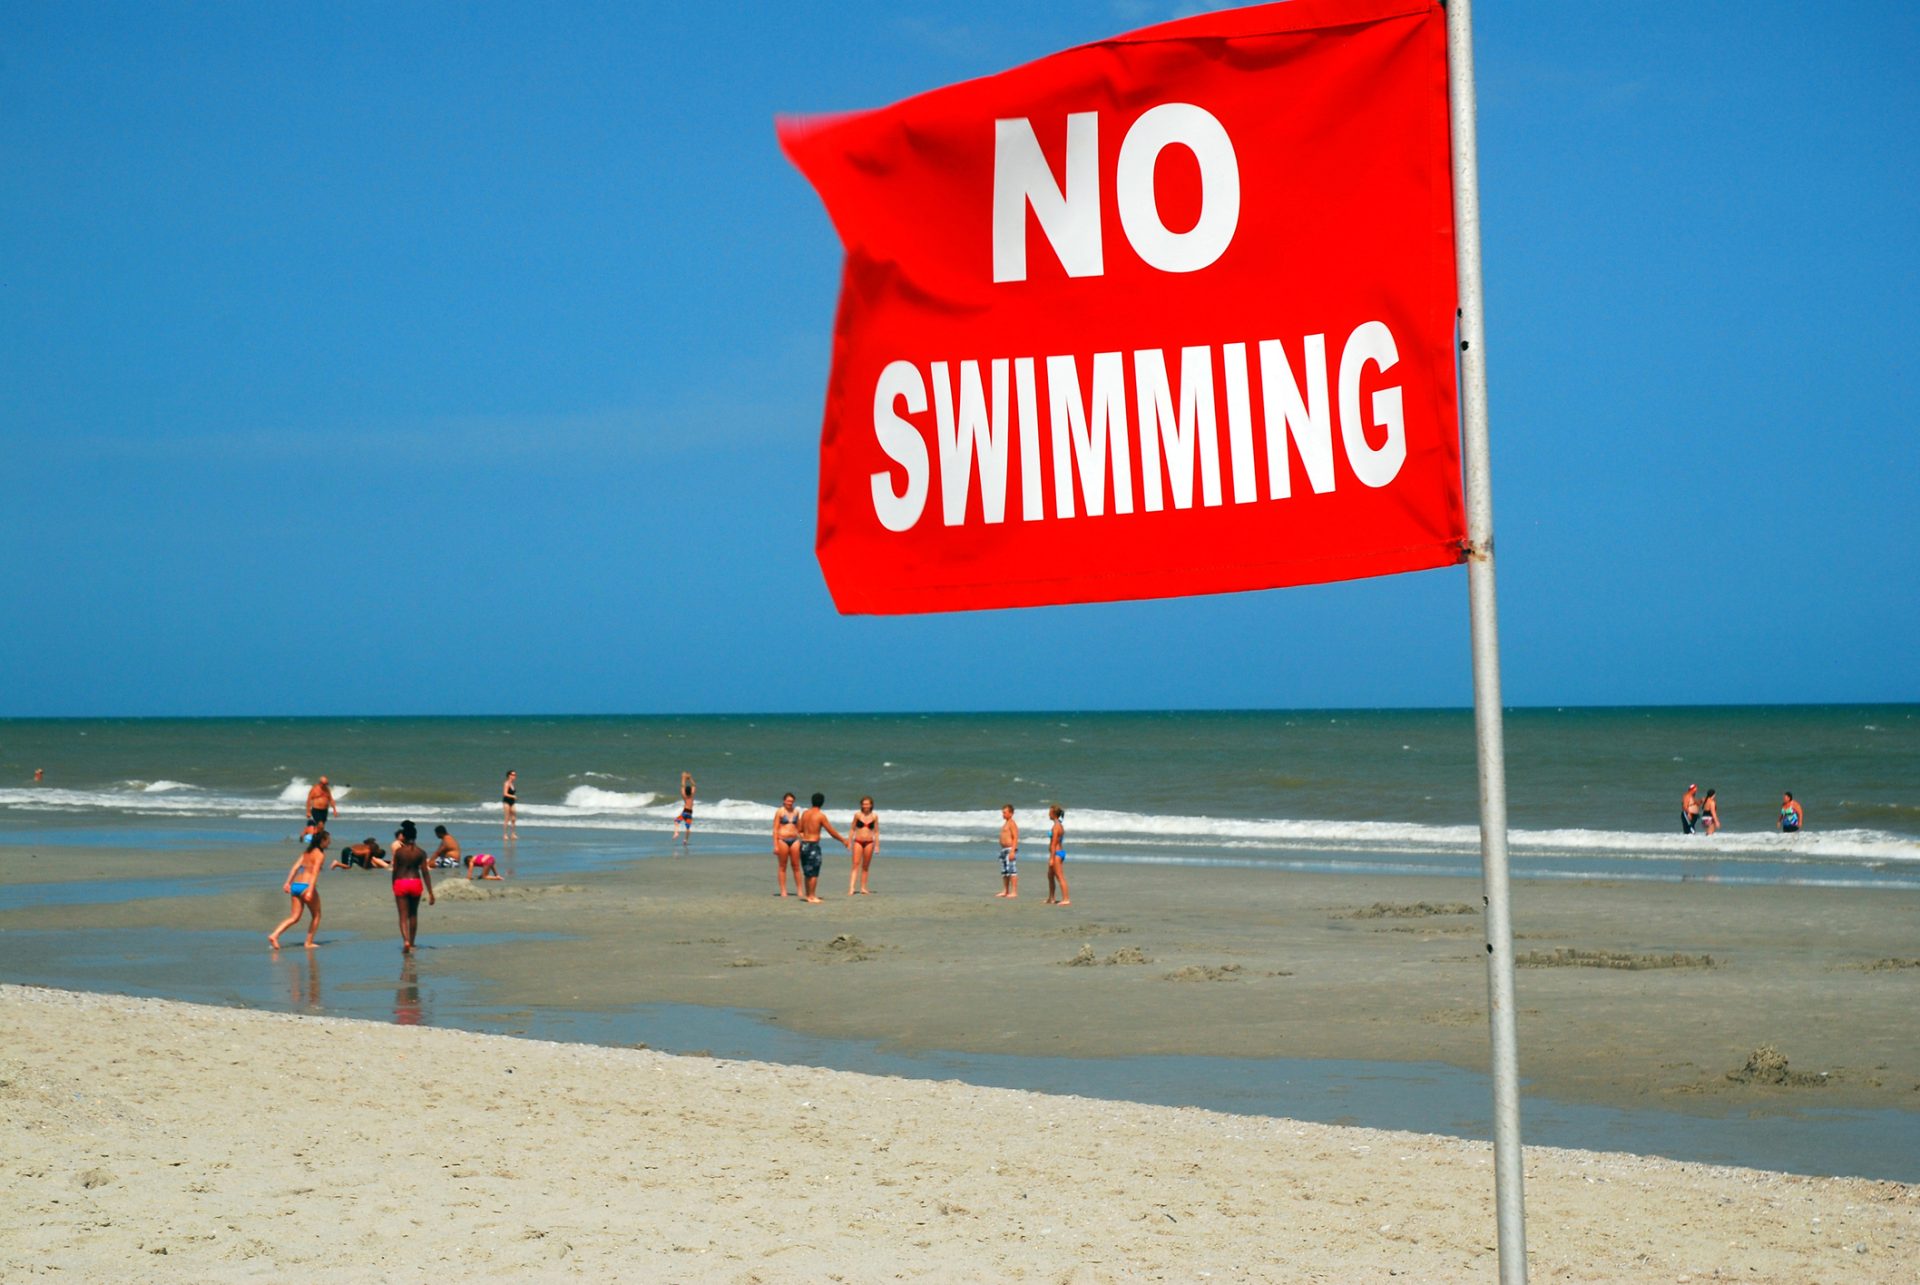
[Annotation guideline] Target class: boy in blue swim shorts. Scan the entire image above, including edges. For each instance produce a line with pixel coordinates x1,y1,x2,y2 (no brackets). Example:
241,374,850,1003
994,803,1019,899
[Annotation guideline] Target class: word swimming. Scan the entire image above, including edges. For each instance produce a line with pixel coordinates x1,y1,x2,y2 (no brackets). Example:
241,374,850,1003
868,320,1409,532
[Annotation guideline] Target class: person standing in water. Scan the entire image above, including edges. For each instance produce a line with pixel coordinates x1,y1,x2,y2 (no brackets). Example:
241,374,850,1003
673,772,696,848
772,793,803,897
797,792,847,904
501,770,519,840
848,796,879,896
1680,783,1701,835
390,820,435,953
306,776,339,828
1045,805,1070,906
995,804,1020,898
1701,789,1721,836
1778,792,1805,833
270,830,329,950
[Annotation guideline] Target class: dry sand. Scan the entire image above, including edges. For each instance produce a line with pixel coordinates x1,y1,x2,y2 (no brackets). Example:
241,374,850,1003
4,984,1914,1283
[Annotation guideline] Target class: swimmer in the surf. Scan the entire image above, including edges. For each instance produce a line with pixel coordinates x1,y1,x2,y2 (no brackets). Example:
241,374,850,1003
1701,789,1720,836
673,771,696,849
390,820,435,953
270,829,329,950
848,796,879,895
1680,783,1701,835
1777,792,1804,833
1045,805,1070,906
773,793,803,896
501,770,519,840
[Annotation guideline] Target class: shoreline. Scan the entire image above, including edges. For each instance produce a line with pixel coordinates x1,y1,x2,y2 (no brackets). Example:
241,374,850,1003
4,984,1914,1281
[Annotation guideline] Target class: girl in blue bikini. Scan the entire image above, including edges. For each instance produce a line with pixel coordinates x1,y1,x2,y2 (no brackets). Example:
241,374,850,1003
270,830,328,949
1045,805,1070,906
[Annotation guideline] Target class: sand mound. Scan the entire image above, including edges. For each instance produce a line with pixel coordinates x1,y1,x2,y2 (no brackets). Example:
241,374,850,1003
1165,964,1244,982
1336,902,1478,920
433,880,585,902
1727,1044,1828,1087
1061,944,1153,967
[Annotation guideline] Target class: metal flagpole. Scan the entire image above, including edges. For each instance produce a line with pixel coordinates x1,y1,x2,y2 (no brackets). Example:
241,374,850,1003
1443,1,1528,1281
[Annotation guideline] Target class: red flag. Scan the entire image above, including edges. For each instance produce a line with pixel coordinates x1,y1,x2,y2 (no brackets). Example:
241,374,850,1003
780,0,1463,615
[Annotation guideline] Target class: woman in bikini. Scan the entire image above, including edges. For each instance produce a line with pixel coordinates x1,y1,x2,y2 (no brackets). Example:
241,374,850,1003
773,793,803,897
269,829,329,949
1046,805,1070,906
390,820,436,953
848,796,879,895
501,770,519,840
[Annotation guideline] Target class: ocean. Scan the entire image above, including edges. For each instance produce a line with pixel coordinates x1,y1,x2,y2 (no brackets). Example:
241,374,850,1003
1,705,1915,885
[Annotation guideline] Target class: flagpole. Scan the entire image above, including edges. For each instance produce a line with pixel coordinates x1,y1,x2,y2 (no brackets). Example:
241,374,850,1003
1443,1,1528,1281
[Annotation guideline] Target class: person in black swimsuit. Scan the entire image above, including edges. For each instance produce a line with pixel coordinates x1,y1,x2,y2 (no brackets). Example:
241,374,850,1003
501,770,518,840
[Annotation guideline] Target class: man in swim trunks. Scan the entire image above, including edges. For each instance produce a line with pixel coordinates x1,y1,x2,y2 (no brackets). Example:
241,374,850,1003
796,792,848,905
431,824,462,869
995,804,1019,899
1680,783,1700,835
330,837,389,870
306,776,339,828
1778,792,1804,833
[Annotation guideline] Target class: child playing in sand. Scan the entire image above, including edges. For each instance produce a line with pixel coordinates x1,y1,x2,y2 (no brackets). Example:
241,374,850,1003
995,804,1019,898
270,830,329,950
1045,805,1070,906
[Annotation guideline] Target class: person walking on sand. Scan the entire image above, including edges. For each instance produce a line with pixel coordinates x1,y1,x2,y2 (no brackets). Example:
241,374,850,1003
773,793,804,897
797,792,848,904
848,796,879,895
270,829,329,949
1701,789,1721,836
1680,783,1701,835
995,804,1020,898
1045,805,1070,906
673,771,696,849
1778,792,1805,833
306,776,339,828
390,820,435,953
501,770,519,839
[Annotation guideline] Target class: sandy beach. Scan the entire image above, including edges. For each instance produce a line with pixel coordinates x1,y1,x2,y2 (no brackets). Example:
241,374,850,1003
3,984,1914,1282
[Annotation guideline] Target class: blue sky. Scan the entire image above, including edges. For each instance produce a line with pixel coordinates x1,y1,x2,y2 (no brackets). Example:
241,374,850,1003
2,1,1914,716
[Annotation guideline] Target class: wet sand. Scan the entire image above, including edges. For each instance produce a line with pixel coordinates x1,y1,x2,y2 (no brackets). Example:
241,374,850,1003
3,984,1914,1281
3,842,1917,1119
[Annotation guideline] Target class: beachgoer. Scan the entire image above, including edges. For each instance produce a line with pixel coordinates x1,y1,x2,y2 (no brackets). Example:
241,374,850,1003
1045,805,1070,906
33,768,43,783
1701,789,1720,836
995,804,1019,898
674,772,696,848
773,793,803,897
797,792,848,904
848,797,879,895
501,770,519,840
390,820,435,953
431,824,462,869
306,776,338,828
330,837,389,870
269,829,329,949
1778,792,1804,833
1680,783,1700,835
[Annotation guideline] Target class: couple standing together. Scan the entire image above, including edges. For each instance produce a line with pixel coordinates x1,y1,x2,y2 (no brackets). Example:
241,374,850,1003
773,793,877,901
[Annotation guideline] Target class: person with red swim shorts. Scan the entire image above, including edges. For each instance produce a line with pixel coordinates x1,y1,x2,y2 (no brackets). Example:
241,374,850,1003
389,820,436,953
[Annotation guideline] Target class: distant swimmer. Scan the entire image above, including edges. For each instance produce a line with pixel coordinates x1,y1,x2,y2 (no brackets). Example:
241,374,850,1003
306,776,339,828
673,772,696,849
330,837,389,870
848,796,879,895
33,768,43,783
797,792,848,905
501,770,519,840
1045,805,1070,906
270,829,329,950
1680,783,1701,835
1701,789,1720,836
773,793,803,896
390,820,435,953
995,804,1019,899
1777,792,1804,833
